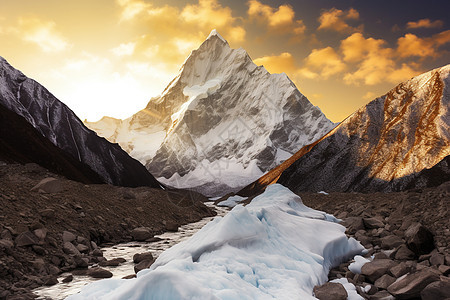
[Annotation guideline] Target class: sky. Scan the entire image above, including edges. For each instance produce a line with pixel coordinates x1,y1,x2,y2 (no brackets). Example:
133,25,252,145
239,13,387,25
0,0,449,122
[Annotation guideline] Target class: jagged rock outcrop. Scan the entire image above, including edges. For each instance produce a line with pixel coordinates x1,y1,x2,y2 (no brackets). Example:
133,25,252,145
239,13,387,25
0,56,162,188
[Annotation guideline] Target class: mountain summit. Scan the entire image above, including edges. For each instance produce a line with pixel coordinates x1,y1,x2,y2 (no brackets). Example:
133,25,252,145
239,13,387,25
87,30,335,196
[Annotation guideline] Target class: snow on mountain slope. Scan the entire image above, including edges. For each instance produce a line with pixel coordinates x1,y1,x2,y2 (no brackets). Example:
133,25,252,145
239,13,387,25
86,30,335,196
68,184,365,300
272,64,450,193
0,56,162,188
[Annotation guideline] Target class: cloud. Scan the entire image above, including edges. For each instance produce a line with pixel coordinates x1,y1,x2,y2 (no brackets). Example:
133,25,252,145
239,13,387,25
406,19,444,29
247,0,306,37
318,8,362,33
111,42,136,56
117,0,150,21
254,52,297,74
340,33,419,85
17,17,70,53
397,30,450,58
299,47,346,79
363,91,376,100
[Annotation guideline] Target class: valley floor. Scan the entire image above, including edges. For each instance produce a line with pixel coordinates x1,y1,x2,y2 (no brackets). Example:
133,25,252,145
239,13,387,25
0,162,215,299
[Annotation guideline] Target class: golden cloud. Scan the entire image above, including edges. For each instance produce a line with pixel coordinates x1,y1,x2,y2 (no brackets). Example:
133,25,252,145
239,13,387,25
17,17,70,53
254,52,297,74
247,0,306,37
111,42,136,56
406,19,444,29
340,33,419,85
300,47,346,79
397,30,450,58
318,8,362,33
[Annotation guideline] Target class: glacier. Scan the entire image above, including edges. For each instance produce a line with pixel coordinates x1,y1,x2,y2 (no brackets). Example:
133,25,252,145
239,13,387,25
68,184,365,300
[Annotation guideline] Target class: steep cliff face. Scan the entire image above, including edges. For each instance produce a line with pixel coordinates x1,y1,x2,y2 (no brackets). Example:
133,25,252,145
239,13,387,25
0,56,162,188
276,65,450,193
86,30,335,196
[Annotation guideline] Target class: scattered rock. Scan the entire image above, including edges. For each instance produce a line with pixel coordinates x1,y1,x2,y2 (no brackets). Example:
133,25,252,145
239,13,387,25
62,231,76,243
15,231,39,247
99,258,126,267
313,282,348,300
374,274,396,289
165,221,179,232
368,290,395,300
394,244,416,260
130,227,152,241
429,251,445,266
380,235,403,250
134,259,154,274
74,256,88,268
404,223,434,256
438,265,450,275
33,228,48,240
39,208,55,219
42,275,58,286
387,268,440,299
344,217,365,234
133,252,154,264
63,242,81,256
92,248,103,257
62,275,73,283
420,280,450,300
31,178,64,193
32,245,46,255
389,262,412,278
76,244,89,253
361,259,397,283
86,267,113,279
364,218,385,229
122,274,137,279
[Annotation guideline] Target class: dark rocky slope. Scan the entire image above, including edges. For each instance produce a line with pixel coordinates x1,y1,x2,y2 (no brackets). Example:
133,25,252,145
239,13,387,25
0,162,215,299
239,65,450,196
0,56,161,188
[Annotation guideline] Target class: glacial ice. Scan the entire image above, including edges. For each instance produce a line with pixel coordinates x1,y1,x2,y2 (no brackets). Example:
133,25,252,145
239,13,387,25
68,184,365,300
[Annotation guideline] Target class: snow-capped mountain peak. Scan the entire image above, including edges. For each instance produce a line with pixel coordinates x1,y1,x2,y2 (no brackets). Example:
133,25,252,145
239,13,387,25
86,31,335,196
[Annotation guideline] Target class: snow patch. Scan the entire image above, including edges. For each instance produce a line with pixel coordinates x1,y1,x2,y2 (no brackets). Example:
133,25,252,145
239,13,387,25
207,29,226,43
348,255,371,274
330,278,364,300
69,184,365,300
217,195,247,208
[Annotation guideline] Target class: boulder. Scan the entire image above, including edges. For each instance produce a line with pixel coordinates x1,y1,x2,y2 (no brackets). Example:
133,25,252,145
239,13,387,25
429,251,444,266
99,258,126,267
131,227,152,241
404,223,434,255
133,252,154,264
344,217,365,234
380,235,403,250
33,228,48,240
389,262,412,278
374,274,396,289
76,244,89,253
15,231,39,247
394,245,416,260
0,239,14,250
42,275,58,286
387,268,440,299
63,242,81,256
361,259,397,283
420,280,450,300
165,221,179,232
134,259,154,274
39,208,55,219
86,267,113,279
62,275,73,283
363,217,385,229
313,282,348,300
62,231,76,243
92,248,103,257
368,290,395,300
438,265,450,275
31,177,64,193
74,256,89,268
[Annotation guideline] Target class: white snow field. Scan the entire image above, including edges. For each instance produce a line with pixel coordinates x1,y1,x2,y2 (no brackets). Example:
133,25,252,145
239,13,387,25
68,184,365,300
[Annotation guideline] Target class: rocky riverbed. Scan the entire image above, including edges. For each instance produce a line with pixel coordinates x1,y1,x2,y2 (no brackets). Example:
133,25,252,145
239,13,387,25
0,162,216,300
307,183,450,299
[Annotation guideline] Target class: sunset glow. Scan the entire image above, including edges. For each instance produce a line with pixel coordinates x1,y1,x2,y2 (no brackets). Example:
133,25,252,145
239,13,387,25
1,0,449,122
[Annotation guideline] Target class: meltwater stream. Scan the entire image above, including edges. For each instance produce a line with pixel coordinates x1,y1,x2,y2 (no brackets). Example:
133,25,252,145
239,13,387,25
33,203,229,300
